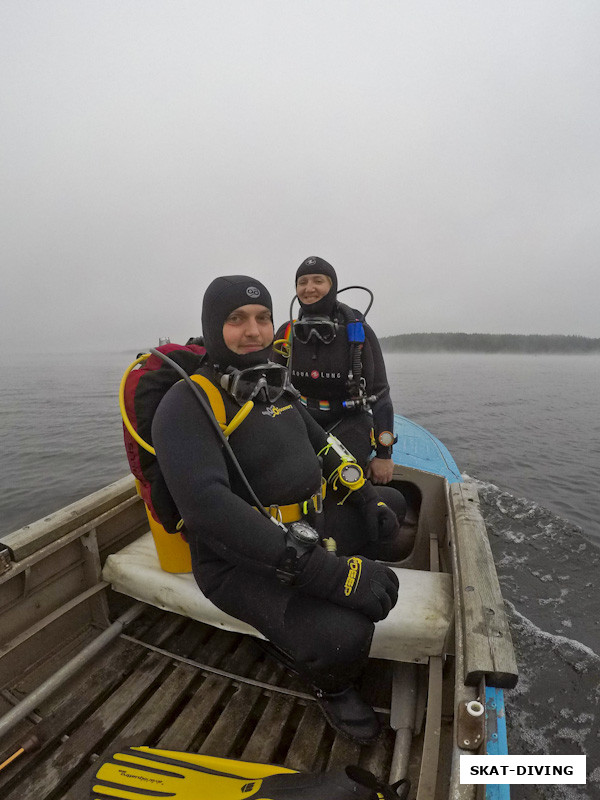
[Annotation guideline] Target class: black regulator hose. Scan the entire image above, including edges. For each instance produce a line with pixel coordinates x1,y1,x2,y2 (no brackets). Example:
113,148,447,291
336,285,374,317
288,285,373,325
351,342,363,394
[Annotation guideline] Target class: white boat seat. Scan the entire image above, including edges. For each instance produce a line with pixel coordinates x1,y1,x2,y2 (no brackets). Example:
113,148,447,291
103,532,454,663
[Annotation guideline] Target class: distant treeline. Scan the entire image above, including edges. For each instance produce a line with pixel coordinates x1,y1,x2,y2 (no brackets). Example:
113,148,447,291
379,333,600,354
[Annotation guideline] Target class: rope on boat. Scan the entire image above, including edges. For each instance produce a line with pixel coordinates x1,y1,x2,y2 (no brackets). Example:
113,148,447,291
118,633,392,716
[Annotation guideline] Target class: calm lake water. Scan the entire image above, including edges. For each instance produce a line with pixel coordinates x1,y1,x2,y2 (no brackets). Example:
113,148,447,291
384,351,600,545
1,349,598,798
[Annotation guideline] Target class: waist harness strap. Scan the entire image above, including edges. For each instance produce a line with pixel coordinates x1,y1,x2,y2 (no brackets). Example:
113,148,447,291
258,478,327,524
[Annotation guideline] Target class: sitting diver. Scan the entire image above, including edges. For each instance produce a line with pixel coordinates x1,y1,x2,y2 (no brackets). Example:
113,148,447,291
273,257,412,560
151,275,400,745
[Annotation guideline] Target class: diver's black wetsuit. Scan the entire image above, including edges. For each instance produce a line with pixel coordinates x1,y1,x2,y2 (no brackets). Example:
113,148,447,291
151,274,400,742
274,302,394,470
272,258,409,559
153,365,379,691
277,308,409,557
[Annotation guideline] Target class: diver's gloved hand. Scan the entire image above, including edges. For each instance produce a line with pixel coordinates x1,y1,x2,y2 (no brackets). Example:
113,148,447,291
363,499,399,542
295,546,399,622
347,476,378,508
348,480,399,542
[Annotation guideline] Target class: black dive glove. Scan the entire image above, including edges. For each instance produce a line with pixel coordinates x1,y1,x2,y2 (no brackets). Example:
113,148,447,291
364,498,399,542
350,481,400,542
295,546,399,622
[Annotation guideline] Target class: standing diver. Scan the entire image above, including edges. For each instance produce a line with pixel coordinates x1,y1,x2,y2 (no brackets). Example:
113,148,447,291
273,257,413,561
151,275,401,745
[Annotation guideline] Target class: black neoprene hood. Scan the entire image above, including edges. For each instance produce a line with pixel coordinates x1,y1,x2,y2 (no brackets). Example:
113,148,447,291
295,256,338,317
201,275,273,370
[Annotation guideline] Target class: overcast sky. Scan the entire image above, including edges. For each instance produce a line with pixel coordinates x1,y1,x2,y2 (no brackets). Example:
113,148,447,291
1,1,599,352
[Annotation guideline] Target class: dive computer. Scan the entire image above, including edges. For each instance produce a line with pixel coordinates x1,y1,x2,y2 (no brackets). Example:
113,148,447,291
286,520,320,555
378,431,395,447
276,520,320,585
339,463,364,486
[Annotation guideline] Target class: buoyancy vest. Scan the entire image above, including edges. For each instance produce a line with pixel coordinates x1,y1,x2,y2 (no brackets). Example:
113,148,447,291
122,343,207,532
286,303,367,407
123,348,311,533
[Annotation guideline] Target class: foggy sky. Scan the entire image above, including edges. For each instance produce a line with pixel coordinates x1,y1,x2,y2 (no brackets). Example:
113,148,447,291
1,1,599,353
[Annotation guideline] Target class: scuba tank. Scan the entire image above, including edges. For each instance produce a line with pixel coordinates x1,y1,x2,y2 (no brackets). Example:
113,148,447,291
119,338,207,572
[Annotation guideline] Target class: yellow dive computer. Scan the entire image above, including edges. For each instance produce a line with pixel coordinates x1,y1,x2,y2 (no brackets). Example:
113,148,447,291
339,463,364,488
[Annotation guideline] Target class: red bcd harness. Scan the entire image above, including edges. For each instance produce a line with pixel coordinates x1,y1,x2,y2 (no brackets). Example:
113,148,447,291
122,343,206,532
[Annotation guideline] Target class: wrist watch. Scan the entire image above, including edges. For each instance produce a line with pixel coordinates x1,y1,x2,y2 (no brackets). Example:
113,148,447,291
378,431,395,447
276,521,320,585
377,430,396,457
286,520,320,555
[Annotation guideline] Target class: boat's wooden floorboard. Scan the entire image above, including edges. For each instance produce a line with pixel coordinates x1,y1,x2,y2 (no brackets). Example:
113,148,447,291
0,606,396,800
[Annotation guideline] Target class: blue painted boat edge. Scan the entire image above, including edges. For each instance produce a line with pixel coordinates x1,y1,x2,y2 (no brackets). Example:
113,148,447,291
485,687,510,800
392,413,462,483
390,416,510,797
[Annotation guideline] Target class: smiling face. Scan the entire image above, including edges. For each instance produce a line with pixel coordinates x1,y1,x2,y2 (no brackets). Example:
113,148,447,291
296,273,333,306
222,304,274,354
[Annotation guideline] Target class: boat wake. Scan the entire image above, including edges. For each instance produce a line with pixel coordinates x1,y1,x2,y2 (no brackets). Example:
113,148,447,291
466,477,599,800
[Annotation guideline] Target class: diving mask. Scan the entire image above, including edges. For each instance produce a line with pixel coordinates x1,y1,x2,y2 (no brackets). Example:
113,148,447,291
220,363,297,404
293,316,338,345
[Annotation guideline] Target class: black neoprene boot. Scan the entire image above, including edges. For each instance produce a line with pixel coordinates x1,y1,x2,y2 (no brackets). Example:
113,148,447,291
259,765,410,799
313,686,381,745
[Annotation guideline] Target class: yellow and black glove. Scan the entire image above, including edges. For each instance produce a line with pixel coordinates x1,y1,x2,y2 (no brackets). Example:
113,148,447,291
295,547,399,622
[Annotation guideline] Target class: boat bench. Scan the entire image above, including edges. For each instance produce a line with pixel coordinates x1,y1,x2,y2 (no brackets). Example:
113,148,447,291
103,532,454,664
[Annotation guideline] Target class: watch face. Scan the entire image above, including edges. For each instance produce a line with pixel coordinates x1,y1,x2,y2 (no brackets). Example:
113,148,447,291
289,521,319,544
341,463,363,483
378,430,394,447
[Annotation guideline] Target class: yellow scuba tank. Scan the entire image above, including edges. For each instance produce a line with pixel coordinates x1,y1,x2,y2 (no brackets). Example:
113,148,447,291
119,348,253,574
